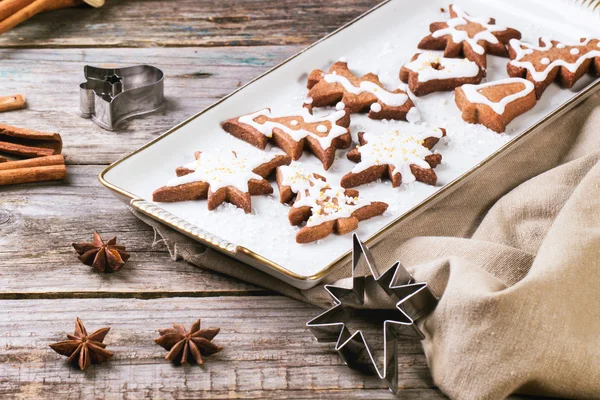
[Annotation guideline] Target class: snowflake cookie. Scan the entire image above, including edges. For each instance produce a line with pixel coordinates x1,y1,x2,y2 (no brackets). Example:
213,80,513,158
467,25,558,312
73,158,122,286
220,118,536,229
152,150,291,213
341,125,445,188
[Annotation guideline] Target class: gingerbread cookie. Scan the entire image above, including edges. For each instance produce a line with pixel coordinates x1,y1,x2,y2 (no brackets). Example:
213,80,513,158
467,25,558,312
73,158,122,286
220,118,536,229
305,61,415,120
276,164,388,243
153,150,291,213
455,78,536,133
400,52,483,96
418,5,521,72
341,125,445,188
222,107,351,170
507,37,600,99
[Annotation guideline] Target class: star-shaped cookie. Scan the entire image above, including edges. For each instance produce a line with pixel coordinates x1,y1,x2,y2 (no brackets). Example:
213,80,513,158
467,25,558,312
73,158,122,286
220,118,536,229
341,125,445,188
222,107,351,170
152,150,291,213
418,4,521,72
276,164,388,243
305,61,415,120
507,37,600,99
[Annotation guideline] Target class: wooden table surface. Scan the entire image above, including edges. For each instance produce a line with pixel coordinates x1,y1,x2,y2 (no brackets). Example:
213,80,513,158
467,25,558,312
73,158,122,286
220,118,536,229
0,1,447,398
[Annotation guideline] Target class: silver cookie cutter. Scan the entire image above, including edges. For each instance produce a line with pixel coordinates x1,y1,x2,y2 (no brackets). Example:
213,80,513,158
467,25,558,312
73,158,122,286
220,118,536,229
306,234,438,393
79,65,164,131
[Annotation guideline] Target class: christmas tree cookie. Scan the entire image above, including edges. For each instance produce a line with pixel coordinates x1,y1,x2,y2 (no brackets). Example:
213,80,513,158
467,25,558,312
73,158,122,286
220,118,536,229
507,37,600,99
305,61,415,120
223,107,351,170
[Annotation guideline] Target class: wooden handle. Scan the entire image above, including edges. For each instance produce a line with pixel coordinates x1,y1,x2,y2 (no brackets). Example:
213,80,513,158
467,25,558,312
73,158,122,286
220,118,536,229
0,94,26,112
0,164,66,186
0,154,64,171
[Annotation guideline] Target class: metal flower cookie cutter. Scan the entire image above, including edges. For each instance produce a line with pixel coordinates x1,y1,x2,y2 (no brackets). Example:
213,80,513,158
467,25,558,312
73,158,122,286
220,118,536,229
79,65,164,131
307,234,438,393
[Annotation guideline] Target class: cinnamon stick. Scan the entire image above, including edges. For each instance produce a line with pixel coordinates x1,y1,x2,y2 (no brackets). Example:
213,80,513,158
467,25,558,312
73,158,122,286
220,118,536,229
0,123,62,158
0,164,66,186
0,0,36,22
0,0,82,35
0,94,26,112
0,154,64,171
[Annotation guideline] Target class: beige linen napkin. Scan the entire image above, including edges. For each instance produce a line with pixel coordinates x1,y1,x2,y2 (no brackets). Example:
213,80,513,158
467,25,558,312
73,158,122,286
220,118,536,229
133,91,600,399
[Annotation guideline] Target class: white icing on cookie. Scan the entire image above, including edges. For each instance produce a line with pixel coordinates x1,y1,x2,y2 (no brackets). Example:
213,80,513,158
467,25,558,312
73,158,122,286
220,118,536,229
370,103,382,113
279,163,371,227
290,120,299,126
322,73,408,107
353,126,444,184
238,108,348,150
431,5,507,55
460,78,535,115
304,97,313,105
540,57,550,65
404,52,480,82
406,107,421,123
509,37,600,82
168,151,278,192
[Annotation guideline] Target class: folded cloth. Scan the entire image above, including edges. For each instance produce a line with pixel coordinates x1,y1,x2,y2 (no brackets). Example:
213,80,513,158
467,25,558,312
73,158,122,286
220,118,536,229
133,91,600,399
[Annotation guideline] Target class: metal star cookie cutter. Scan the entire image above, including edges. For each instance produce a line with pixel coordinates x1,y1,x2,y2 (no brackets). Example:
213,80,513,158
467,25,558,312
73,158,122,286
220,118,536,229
79,65,164,131
306,233,438,393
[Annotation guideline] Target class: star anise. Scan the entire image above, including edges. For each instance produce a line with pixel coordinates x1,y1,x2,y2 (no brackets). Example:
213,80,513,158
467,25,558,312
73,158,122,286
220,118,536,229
155,319,223,366
49,317,114,371
72,232,130,273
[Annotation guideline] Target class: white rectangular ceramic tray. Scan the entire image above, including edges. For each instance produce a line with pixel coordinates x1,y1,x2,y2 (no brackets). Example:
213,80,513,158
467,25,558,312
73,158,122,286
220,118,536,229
100,0,600,289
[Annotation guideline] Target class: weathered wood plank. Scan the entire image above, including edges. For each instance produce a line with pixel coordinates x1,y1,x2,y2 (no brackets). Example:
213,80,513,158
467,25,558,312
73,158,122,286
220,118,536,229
0,46,301,164
0,0,380,48
0,165,264,297
0,297,439,399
